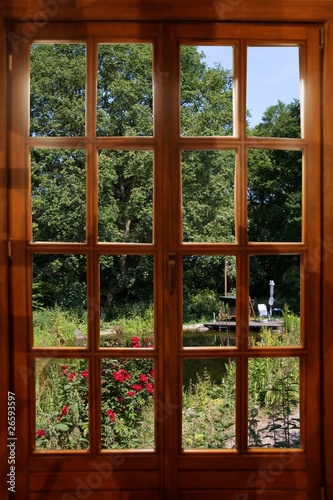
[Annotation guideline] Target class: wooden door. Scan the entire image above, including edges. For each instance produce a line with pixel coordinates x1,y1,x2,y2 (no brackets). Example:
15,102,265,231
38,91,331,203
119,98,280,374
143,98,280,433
8,21,322,499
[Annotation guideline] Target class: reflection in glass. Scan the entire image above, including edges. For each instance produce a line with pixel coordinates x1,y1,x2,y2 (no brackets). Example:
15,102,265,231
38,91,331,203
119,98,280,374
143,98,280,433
31,149,86,243
249,255,300,347
30,44,86,137
100,255,154,347
248,357,300,448
182,150,236,243
98,150,153,243
33,254,87,347
183,255,236,347
247,46,300,134
247,149,302,242
182,358,236,449
180,45,233,136
97,44,153,137
35,359,89,450
101,358,154,449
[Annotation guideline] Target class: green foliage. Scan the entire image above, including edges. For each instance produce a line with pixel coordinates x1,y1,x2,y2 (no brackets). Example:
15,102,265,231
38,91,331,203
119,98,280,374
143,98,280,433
180,46,233,136
36,349,155,450
36,359,89,449
30,44,86,137
33,307,87,347
30,43,302,318
97,44,153,137
182,368,235,449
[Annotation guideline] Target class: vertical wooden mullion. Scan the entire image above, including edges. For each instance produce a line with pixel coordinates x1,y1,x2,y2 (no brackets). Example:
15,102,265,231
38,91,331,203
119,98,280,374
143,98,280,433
86,37,99,454
153,24,166,497
162,22,180,500
303,26,322,500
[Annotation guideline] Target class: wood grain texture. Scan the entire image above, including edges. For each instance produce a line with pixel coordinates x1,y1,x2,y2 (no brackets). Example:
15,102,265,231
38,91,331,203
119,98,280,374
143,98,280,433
2,0,333,22
0,14,10,500
323,14,333,500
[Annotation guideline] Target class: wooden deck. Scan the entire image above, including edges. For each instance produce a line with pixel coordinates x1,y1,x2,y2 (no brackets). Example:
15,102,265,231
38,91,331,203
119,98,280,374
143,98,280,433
203,319,284,332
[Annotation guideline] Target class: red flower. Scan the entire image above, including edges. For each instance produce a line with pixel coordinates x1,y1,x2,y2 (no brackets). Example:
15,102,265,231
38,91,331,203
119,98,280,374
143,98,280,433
149,367,154,379
113,371,125,383
145,383,153,394
37,429,45,437
132,384,142,392
130,336,140,345
120,369,130,380
62,405,70,416
57,416,61,421
61,364,68,370
69,373,76,382
127,391,135,397
117,397,122,402
132,344,141,348
81,370,88,378
107,410,116,422
140,374,147,382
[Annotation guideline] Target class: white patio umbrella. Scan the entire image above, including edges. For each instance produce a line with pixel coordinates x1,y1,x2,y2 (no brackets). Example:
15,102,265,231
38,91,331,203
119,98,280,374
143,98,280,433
268,280,275,319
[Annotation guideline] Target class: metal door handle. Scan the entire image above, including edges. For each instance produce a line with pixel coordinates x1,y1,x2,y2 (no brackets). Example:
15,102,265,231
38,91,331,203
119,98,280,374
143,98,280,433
168,254,176,295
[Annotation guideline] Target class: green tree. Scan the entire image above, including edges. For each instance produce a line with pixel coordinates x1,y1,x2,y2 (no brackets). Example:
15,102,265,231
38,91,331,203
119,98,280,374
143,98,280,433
30,44,301,318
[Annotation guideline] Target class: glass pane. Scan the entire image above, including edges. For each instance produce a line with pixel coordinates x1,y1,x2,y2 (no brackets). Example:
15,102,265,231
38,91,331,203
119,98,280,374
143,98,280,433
248,149,302,242
100,255,154,348
180,45,233,136
182,358,236,449
183,255,236,347
182,150,236,243
101,358,154,449
36,359,89,450
33,255,87,347
247,46,300,136
249,255,301,347
98,150,153,243
31,149,86,243
97,44,153,137
248,357,300,448
30,44,86,137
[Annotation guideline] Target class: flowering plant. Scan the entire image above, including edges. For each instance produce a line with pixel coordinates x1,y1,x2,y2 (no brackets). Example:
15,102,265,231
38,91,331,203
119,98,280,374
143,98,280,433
36,336,154,450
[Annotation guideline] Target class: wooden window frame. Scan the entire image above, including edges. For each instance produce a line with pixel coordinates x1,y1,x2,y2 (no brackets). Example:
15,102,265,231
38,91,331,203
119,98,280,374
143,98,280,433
1,2,332,499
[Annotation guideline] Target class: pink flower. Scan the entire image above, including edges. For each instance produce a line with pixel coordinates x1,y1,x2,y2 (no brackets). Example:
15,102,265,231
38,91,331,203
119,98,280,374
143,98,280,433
37,429,45,437
107,410,116,422
81,370,88,378
145,383,153,394
140,374,147,383
127,391,135,397
62,405,70,416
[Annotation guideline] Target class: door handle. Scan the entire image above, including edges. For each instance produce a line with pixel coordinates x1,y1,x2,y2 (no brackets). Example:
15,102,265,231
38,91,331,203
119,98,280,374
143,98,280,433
168,254,176,295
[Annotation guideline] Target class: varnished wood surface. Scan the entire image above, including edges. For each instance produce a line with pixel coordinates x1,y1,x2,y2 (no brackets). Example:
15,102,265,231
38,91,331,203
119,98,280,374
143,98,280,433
1,0,333,22
0,15,9,500
1,3,332,498
323,15,333,500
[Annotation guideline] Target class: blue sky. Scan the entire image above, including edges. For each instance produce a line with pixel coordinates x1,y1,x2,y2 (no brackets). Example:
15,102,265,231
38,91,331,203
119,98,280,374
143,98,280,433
198,45,300,128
